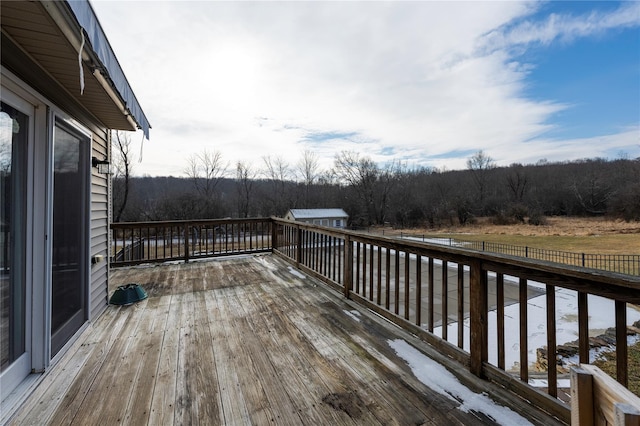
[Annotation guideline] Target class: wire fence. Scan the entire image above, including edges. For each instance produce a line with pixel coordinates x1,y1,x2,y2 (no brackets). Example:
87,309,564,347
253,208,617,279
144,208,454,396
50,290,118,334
363,229,640,276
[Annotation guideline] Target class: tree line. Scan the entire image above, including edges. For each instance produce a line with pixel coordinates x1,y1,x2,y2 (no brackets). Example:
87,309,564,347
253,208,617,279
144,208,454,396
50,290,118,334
112,133,640,227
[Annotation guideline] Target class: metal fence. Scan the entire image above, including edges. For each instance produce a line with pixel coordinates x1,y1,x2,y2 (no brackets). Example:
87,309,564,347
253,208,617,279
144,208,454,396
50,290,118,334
391,233,640,276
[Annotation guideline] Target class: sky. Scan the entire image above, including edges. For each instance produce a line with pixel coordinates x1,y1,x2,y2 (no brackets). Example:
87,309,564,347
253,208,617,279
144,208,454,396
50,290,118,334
90,0,640,178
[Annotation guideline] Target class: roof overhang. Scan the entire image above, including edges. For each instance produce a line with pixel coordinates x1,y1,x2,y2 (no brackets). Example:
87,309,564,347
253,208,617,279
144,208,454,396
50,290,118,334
1,0,150,138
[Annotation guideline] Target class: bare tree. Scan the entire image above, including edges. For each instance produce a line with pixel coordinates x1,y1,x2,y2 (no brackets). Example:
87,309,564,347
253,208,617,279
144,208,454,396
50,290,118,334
262,155,291,215
466,150,495,205
506,165,528,202
333,151,399,225
184,149,228,199
297,149,319,207
182,149,229,218
235,161,256,218
571,162,615,215
112,130,134,222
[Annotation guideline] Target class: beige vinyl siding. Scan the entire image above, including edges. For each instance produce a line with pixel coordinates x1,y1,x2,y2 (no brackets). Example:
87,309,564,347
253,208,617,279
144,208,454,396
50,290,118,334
90,129,110,320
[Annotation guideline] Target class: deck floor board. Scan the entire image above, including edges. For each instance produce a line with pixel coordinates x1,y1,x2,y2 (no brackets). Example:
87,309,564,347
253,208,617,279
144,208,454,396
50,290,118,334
9,254,555,425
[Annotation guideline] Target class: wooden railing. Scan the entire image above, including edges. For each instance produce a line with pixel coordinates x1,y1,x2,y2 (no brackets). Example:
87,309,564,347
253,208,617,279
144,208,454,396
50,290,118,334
110,218,272,266
271,218,640,424
111,217,640,424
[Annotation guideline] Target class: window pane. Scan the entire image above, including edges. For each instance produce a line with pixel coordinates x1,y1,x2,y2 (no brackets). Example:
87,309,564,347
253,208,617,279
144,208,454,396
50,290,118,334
0,102,27,372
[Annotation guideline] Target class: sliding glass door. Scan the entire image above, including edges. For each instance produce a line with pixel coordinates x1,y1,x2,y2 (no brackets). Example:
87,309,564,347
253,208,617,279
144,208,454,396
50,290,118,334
50,119,89,356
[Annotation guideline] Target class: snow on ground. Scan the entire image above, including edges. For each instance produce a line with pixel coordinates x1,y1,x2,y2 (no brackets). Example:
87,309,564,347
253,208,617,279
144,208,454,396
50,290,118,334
388,339,533,426
434,287,640,375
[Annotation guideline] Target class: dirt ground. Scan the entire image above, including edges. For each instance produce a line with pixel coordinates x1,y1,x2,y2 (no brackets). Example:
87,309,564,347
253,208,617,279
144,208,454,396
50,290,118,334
406,217,640,237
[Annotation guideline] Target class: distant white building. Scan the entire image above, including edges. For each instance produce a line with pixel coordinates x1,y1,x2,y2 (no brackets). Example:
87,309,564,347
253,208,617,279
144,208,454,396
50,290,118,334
285,209,349,228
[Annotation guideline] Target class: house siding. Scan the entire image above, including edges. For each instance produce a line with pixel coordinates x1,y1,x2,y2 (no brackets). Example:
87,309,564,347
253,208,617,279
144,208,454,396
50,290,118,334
90,129,110,320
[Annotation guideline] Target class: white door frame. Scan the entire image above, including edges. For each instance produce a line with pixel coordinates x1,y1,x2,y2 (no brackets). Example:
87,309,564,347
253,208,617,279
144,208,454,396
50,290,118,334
0,74,47,401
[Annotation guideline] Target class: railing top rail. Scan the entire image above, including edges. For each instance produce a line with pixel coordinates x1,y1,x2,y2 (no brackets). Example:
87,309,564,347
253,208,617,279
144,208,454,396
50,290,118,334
111,217,272,229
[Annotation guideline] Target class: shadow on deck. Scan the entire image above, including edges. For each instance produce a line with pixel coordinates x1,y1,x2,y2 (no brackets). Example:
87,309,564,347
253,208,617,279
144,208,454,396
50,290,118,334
10,254,561,425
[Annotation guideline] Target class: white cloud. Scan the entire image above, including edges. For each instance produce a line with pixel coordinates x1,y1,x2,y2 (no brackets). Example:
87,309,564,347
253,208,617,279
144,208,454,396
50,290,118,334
92,1,639,176
482,2,640,50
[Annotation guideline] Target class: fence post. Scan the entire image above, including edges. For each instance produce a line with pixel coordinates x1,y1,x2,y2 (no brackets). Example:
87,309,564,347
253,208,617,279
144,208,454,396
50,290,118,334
469,259,488,378
183,222,190,263
343,235,353,299
582,253,586,267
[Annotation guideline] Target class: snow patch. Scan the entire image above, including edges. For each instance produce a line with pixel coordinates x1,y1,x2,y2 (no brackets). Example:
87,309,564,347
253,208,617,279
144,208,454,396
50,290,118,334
343,310,362,322
433,289,640,371
388,339,532,426
287,266,306,279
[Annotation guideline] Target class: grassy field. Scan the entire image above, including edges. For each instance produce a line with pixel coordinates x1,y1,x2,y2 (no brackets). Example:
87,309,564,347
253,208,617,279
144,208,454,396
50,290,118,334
402,217,640,254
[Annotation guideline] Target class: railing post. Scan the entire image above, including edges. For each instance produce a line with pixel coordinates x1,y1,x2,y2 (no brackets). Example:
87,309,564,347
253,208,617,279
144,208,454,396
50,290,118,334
184,222,190,263
469,259,488,378
615,300,628,387
343,235,353,299
271,219,277,251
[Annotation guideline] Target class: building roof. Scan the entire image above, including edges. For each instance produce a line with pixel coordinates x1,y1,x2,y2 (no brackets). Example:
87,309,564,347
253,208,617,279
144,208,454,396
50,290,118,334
67,0,151,138
1,0,150,138
288,209,348,219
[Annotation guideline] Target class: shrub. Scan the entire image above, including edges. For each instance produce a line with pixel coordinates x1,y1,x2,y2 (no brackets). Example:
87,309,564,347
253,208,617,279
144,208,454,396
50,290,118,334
528,210,548,226
508,203,528,223
491,211,517,225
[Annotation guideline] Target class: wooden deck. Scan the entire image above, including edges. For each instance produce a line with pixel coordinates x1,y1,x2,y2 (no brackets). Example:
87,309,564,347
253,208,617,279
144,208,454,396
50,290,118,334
10,254,560,425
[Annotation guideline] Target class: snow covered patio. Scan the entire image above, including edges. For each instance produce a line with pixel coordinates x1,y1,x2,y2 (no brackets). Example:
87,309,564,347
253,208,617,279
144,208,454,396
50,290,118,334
9,254,559,425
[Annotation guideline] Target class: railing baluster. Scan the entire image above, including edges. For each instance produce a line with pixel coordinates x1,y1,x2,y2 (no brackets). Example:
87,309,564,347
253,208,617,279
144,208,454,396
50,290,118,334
340,237,344,284
519,278,528,383
546,284,557,398
428,257,434,333
369,244,375,301
458,264,465,349
362,243,367,298
377,246,382,305
331,237,338,281
442,260,448,341
385,248,391,310
404,251,410,320
416,255,422,327
355,242,361,294
394,249,400,315
497,273,505,370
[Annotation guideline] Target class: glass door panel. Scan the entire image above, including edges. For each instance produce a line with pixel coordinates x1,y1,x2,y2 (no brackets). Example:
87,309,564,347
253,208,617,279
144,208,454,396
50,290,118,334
0,100,29,399
51,120,88,356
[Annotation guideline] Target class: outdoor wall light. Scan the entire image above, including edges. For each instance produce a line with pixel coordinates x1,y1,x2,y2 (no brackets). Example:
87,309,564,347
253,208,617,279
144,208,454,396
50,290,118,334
92,156,111,174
